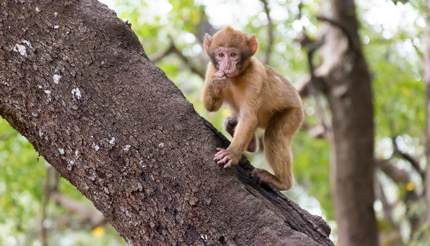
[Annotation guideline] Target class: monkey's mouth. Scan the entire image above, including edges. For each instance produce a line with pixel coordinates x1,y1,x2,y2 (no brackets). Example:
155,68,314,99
217,64,240,78
224,70,240,78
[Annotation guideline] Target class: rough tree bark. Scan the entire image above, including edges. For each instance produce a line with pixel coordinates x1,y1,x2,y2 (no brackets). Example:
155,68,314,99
317,0,379,245
0,1,333,245
425,0,430,227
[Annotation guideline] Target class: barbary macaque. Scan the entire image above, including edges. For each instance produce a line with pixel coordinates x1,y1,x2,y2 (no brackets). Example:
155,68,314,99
202,26,304,190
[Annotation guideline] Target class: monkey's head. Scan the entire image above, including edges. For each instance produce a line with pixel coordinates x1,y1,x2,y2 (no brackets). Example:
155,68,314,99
204,26,258,79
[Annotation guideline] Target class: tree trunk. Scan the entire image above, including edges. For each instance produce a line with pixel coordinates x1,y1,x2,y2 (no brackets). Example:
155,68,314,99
425,0,430,227
0,0,333,245
318,0,378,245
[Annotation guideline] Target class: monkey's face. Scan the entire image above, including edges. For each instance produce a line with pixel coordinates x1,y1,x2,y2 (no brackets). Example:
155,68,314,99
213,47,241,79
203,27,258,79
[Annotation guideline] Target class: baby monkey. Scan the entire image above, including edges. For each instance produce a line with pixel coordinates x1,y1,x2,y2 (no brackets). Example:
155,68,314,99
202,26,304,190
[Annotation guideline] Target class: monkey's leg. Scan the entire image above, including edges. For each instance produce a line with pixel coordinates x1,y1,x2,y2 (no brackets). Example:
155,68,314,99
224,116,257,152
254,108,303,191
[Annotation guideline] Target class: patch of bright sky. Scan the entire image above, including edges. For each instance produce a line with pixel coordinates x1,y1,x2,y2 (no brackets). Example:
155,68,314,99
359,0,423,71
195,0,262,28
100,0,171,25
99,0,115,10
359,0,424,39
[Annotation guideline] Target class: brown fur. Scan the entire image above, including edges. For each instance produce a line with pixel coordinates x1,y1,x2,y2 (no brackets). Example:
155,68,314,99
202,26,304,190
205,26,249,51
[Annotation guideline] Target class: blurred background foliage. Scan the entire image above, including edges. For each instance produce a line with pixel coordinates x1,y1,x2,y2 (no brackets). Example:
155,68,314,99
0,0,428,245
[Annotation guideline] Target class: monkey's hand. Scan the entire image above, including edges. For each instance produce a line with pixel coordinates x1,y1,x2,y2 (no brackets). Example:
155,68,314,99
214,147,241,168
210,77,228,97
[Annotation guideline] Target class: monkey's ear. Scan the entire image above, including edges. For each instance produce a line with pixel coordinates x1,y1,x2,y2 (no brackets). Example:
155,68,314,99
203,33,212,52
248,35,258,55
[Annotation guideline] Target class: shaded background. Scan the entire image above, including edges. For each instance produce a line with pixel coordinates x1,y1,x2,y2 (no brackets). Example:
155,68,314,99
0,0,428,245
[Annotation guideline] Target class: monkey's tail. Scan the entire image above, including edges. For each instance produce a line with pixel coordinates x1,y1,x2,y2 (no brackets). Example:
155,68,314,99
263,107,303,190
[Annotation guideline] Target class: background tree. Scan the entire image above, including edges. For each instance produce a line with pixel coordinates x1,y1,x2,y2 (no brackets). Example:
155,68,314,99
312,0,378,245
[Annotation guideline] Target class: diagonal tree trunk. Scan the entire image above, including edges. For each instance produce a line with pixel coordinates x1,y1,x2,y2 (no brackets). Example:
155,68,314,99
317,0,378,245
0,0,333,245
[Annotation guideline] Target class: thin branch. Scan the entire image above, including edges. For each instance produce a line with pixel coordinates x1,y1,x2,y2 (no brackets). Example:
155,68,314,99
51,192,105,227
392,136,425,180
151,43,175,64
316,15,359,53
297,32,330,135
151,37,205,79
169,37,205,79
40,165,59,246
260,0,274,64
41,166,105,230
376,158,411,184
294,2,330,136
375,179,395,225
41,169,49,246
410,38,424,59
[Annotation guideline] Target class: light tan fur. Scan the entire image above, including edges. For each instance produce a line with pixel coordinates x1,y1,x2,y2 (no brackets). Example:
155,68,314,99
202,27,304,190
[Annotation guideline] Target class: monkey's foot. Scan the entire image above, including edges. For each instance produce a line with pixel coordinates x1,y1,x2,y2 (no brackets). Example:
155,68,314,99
214,148,239,168
252,168,272,184
251,168,290,191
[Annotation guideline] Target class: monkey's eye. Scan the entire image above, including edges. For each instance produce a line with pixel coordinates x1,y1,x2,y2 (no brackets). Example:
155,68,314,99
230,52,237,58
217,53,225,58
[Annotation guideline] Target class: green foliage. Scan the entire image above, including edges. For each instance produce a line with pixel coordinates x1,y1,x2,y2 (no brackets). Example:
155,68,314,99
294,131,332,218
0,119,43,242
0,119,124,245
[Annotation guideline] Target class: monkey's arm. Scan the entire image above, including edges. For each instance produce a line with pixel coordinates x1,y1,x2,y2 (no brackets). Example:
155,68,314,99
229,111,258,154
215,110,258,167
202,78,226,112
224,117,257,152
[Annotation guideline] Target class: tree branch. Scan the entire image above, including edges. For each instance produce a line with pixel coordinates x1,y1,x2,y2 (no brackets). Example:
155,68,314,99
51,192,105,227
40,165,57,246
375,179,395,225
260,0,274,64
151,38,205,79
169,38,205,79
151,42,175,64
392,136,425,180
376,158,411,184
316,15,359,53
297,32,330,136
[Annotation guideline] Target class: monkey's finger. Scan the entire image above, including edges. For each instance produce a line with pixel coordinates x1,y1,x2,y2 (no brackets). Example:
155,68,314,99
215,155,228,165
214,151,225,160
223,160,233,168
214,149,227,159
214,151,223,159
219,156,230,164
